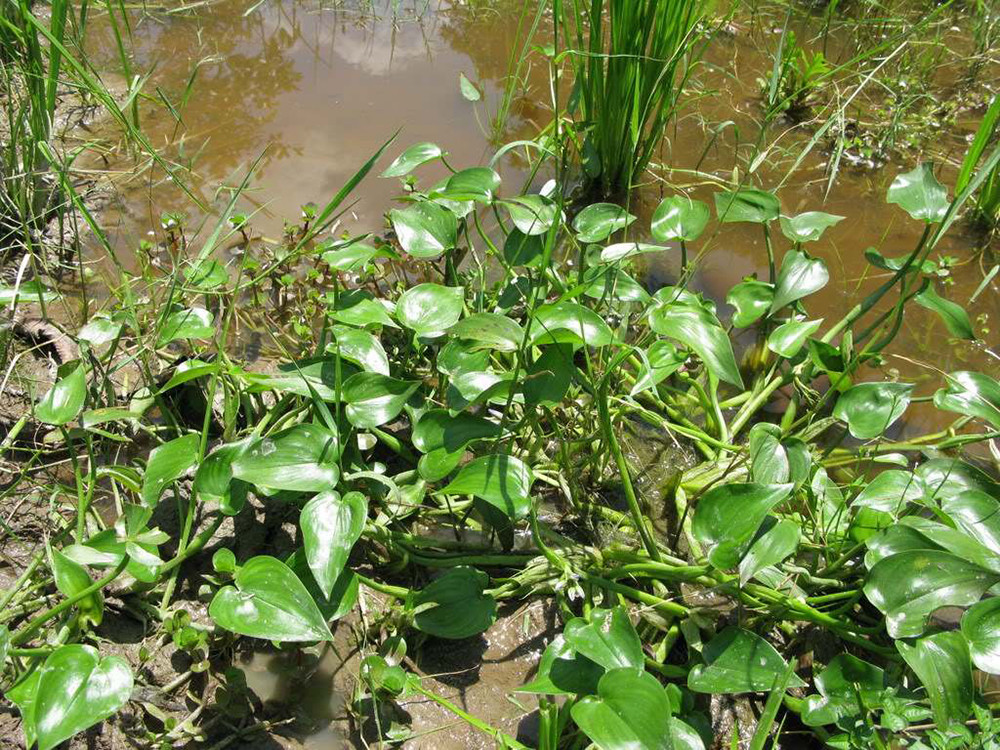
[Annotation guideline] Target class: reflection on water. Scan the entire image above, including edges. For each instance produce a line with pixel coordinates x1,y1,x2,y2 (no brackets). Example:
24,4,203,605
81,0,998,437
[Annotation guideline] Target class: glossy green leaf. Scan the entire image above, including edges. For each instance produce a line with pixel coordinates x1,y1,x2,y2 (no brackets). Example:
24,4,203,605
436,167,500,203
50,547,103,627
0,279,60,305
185,258,228,290
158,359,218,393
886,162,949,224
232,423,340,492
449,312,524,352
459,72,481,101
342,372,419,429
726,280,774,327
141,433,199,507
30,645,133,750
770,250,829,312
157,306,214,346
564,608,643,671
78,315,123,347
286,548,358,623
572,668,673,750
738,518,801,585
942,490,1000,558
7,667,41,748
852,470,925,515
630,340,685,396
380,142,443,178
748,423,811,487
517,634,604,695
962,597,1000,674
651,195,710,241
583,264,650,304
573,202,636,243
411,566,496,639
530,302,614,347
412,409,501,454
767,318,822,358
833,382,913,440
933,371,1000,429
688,627,805,693
801,654,885,726
327,326,390,375
714,188,780,224
897,631,973,728
396,283,464,336
193,438,252,515
523,343,574,406
600,241,668,263
389,202,458,259
692,482,792,570
327,289,398,328
321,240,396,272
918,458,1000,501
35,361,86,426
649,301,743,388
778,212,844,243
914,285,975,340
505,194,560,236
440,454,533,520
503,228,544,267
210,555,333,642
863,246,936,273
864,550,1000,638
300,490,366,599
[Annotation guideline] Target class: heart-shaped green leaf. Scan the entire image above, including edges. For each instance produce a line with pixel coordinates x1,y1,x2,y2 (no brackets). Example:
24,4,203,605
342,372,419,429
193,438,252,515
573,202,636,243
630,340,685,396
517,634,604,695
327,326,390,375
436,167,500,203
50,547,103,627
30,645,133,750
286,548,358,623
688,627,805,693
158,306,214,346
649,301,743,388
801,654,885,726
897,631,972,728
748,423,811,487
571,668,673,750
380,142,443,177
396,283,464,336
834,382,913,440
942,490,1000,558
767,318,822,358
778,211,844,243
961,597,1000,674
301,490,366,599
652,195,710,241
738,517,801,585
726,280,774,327
714,188,780,224
505,194,560,235
209,555,333,642
770,250,829,312
503,229,544,268
852,470,924,515
440,454,533,520
449,312,524,351
692,482,793,570
530,302,613,347
864,550,1000,638
914,285,975,340
36,361,87,426
232,423,340,492
327,289,398,328
411,566,496,639
887,162,949,224
412,409,501,454
390,202,458,259
141,433,199,507
583,264,651,304
600,242,669,263
459,72,481,101
933,371,1000,429
564,608,643,671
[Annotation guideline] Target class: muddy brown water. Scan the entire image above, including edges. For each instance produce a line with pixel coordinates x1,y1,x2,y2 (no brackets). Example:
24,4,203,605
62,0,1000,744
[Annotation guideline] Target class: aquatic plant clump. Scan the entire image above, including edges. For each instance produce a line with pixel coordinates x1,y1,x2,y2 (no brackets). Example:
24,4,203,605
2,129,1000,749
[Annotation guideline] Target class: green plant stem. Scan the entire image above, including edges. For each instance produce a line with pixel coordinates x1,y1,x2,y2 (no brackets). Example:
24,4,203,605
414,684,530,750
356,573,409,600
